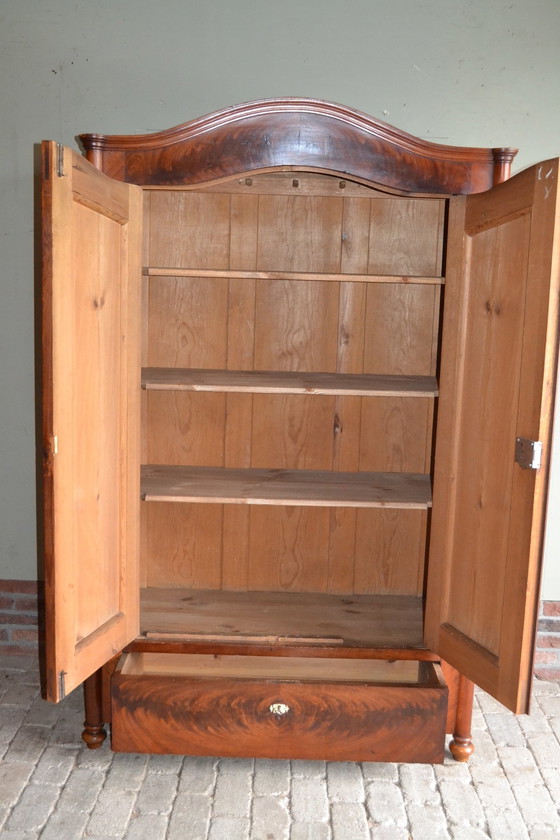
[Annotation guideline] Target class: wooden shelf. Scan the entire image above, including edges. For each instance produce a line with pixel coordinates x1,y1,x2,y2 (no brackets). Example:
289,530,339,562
144,267,445,285
141,368,439,397
141,465,432,509
139,588,425,650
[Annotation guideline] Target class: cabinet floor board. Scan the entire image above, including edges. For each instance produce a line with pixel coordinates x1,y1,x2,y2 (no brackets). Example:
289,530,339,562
139,588,425,649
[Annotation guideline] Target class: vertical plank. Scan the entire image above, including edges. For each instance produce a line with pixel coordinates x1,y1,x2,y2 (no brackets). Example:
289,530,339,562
223,193,259,589
368,198,444,275
248,507,331,593
146,503,223,589
328,196,371,592
354,510,427,595
148,191,231,268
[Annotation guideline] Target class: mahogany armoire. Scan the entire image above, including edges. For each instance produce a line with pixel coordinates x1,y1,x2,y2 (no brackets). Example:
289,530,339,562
40,99,560,764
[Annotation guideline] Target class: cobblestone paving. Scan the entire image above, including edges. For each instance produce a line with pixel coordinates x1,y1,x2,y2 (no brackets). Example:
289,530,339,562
1,656,560,839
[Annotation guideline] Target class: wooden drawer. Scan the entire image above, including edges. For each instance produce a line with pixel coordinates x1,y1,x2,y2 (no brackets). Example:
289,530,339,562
111,652,447,762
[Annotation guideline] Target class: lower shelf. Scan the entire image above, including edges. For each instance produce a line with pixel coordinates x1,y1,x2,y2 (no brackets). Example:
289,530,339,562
111,652,448,762
139,588,425,651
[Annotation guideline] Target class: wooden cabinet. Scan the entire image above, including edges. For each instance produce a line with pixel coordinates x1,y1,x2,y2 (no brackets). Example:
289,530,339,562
40,99,560,763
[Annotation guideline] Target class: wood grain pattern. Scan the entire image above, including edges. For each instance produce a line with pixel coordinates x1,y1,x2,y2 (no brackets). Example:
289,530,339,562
111,655,447,761
142,369,438,396
141,465,432,508
425,161,560,713
41,144,142,701
80,97,514,195
139,588,425,648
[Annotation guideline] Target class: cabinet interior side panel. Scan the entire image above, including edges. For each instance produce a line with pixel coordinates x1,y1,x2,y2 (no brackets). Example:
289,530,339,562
71,203,123,640
444,215,530,655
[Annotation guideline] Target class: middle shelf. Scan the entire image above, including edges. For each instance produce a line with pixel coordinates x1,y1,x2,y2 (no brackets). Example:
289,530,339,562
141,368,438,397
141,465,432,509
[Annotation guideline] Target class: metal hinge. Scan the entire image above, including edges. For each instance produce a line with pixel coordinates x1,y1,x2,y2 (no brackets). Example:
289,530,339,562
59,670,66,700
515,437,543,470
56,143,65,177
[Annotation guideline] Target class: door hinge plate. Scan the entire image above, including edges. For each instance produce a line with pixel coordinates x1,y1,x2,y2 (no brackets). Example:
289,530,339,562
515,437,543,470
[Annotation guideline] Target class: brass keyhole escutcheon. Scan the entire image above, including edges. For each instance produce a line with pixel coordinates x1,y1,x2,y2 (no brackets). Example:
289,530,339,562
269,702,290,716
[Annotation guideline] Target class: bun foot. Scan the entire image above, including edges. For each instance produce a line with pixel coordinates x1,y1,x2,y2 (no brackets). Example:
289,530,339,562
82,722,107,749
449,735,474,762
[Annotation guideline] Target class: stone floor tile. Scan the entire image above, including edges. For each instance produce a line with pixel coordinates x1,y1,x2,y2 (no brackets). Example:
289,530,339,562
0,760,35,807
360,762,398,782
103,752,148,792
146,753,184,774
56,766,106,813
326,761,365,802
85,789,137,835
484,804,530,840
253,758,291,796
365,780,407,827
207,816,250,840
168,791,211,840
399,762,440,805
291,776,330,823
405,802,451,839
0,681,40,707
526,731,560,768
31,744,78,786
39,808,89,840
135,770,178,814
291,759,327,778
470,762,518,810
511,783,560,831
124,813,169,840
179,755,218,794
484,713,525,747
212,765,252,818
368,828,410,840
3,724,49,763
290,825,332,840
22,696,60,728
331,801,369,839
5,782,61,831
252,795,290,840
497,745,543,786
75,744,114,771
438,779,486,829
450,827,491,839
538,694,560,716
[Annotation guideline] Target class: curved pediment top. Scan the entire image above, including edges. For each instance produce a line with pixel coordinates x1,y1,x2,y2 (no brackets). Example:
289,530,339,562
80,98,517,194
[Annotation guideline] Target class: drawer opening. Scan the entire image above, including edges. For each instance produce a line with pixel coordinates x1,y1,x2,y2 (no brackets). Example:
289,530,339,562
118,651,445,687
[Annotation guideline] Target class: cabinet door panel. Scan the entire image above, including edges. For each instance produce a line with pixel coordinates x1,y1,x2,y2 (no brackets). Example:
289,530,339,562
42,143,142,701
426,161,560,713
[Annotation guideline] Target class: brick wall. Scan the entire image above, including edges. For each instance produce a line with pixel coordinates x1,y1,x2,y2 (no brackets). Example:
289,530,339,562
1,581,559,680
0,579,39,656
535,600,560,681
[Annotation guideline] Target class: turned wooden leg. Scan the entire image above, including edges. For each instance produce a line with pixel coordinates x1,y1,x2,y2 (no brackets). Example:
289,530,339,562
449,674,475,761
82,669,107,749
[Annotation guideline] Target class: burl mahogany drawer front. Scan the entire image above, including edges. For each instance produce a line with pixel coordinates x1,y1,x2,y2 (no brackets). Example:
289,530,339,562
111,654,448,762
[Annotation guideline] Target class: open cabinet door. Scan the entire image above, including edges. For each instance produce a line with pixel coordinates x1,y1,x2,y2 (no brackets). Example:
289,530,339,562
42,143,142,701
425,160,560,713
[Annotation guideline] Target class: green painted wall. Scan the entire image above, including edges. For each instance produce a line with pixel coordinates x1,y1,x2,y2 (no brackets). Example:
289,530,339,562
1,0,559,595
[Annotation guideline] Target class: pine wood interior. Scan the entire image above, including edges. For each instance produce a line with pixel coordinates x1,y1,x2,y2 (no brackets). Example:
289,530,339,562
139,171,445,634
119,651,441,685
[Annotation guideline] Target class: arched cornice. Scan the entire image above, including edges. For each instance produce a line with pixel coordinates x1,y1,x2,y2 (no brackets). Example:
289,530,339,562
80,98,517,193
